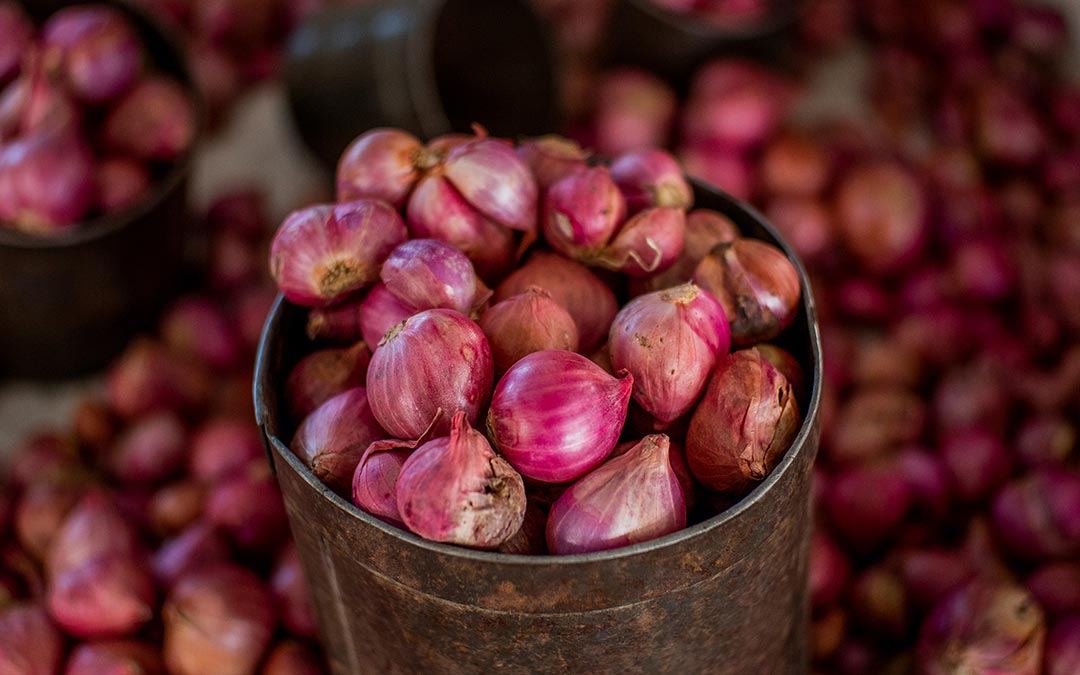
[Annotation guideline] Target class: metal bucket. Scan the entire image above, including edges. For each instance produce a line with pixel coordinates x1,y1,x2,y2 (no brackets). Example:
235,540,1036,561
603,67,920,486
254,181,822,674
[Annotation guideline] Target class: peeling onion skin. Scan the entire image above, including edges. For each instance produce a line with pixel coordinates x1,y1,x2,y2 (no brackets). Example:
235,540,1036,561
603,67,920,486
547,434,686,555
487,350,633,484
396,411,526,549
686,348,800,494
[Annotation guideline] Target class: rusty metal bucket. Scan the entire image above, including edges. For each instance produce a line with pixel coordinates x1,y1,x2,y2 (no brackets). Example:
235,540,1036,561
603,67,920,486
254,181,822,674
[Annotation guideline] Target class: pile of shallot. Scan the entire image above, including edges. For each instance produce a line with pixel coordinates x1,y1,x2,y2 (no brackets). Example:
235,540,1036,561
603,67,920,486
579,0,1080,672
0,190,328,674
0,2,196,236
270,126,807,555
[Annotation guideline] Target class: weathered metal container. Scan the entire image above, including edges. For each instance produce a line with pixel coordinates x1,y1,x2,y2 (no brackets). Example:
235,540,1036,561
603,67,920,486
0,0,197,379
254,181,822,674
284,0,558,168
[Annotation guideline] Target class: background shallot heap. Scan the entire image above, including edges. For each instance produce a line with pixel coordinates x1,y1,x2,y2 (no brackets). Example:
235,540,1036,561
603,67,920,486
0,2,196,236
269,126,808,555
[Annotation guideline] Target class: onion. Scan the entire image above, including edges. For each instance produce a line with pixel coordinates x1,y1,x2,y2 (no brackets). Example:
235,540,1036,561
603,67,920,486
42,5,142,104
764,197,834,264
542,166,627,263
1045,616,1080,675
351,438,419,528
96,156,150,213
64,640,163,675
677,143,755,201
632,208,740,294
396,411,526,549
516,135,588,190
102,77,195,162
46,553,155,639
440,135,538,232
151,521,231,588
488,350,632,484
269,200,407,307
0,604,63,675
611,438,698,514
603,207,686,277
205,462,289,556
291,387,385,493
898,548,976,611
834,161,927,274
547,434,685,555
478,286,579,375
188,417,264,482
0,130,95,234
1014,414,1075,469
941,428,1011,503
683,59,792,150
336,128,424,207
107,412,186,484
148,480,206,536
271,542,317,640
850,566,908,640
609,283,730,425
262,641,325,675
760,132,831,197
105,339,211,418
826,388,927,465
0,2,32,85
14,480,84,561
366,309,493,440
356,283,415,349
991,469,1080,561
1026,563,1080,618
809,530,850,611
591,68,677,156
825,463,911,552
160,297,241,371
285,341,371,422
496,502,549,555
609,149,692,212
686,349,800,494
380,239,483,315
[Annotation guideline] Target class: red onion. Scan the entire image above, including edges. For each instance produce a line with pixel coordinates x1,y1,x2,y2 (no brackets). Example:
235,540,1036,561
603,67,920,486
516,135,588,190
1014,414,1074,468
285,341,370,421
542,167,627,263
151,522,231,588
547,434,685,555
497,502,549,556
917,581,1045,675
189,417,264,483
811,608,846,662
208,228,259,291
692,238,801,346
72,400,117,456
0,130,95,234
1026,563,1080,618
686,348,800,493
488,350,632,484
15,480,85,561
163,564,277,675
292,387,385,493
764,197,833,264
304,297,364,344
478,286,579,375
336,128,424,207
45,492,140,579
809,530,850,611
42,5,142,104
613,438,698,515
262,641,325,675
64,641,163,675
46,552,155,639
148,480,205,536
161,297,241,371
104,412,184,485
941,428,1011,503
269,200,407,307
825,388,926,465
973,81,1046,167
591,68,677,156
825,463,911,552
271,542,317,640
850,566,908,640
205,462,288,556
356,283,414,349
380,239,484,315
0,604,63,675
992,469,1080,561
103,77,194,162
351,439,419,528
0,2,31,85
834,161,927,274
405,174,516,284
760,132,831,197
683,59,792,151
677,143,754,201
632,208,740,294
604,207,686,277
106,339,211,418
96,156,150,213
494,251,618,353
436,135,538,232
610,149,692,212
897,548,976,611
366,309,493,440
396,411,526,549
1045,616,1080,675
895,447,951,518
609,283,730,425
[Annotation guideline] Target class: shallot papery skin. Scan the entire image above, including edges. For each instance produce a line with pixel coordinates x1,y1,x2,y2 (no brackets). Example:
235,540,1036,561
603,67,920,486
357,283,415,349
64,640,164,675
0,130,95,234
367,309,494,440
42,5,142,104
102,77,195,162
380,238,481,315
441,135,539,232
692,237,802,346
686,348,800,493
336,127,423,207
1045,617,1080,675
269,199,407,307
396,411,526,549
547,435,686,555
478,287,579,375
991,469,1080,561
405,174,517,284
610,149,693,212
163,564,277,675
834,161,927,274
634,208,741,294
0,2,32,85
0,604,63,675
516,135,588,190
542,167,627,262
285,340,371,421
611,438,698,514
603,207,686,277
609,283,730,425
352,440,414,528
494,251,619,354
487,350,632,483
291,387,385,494
917,581,1046,675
